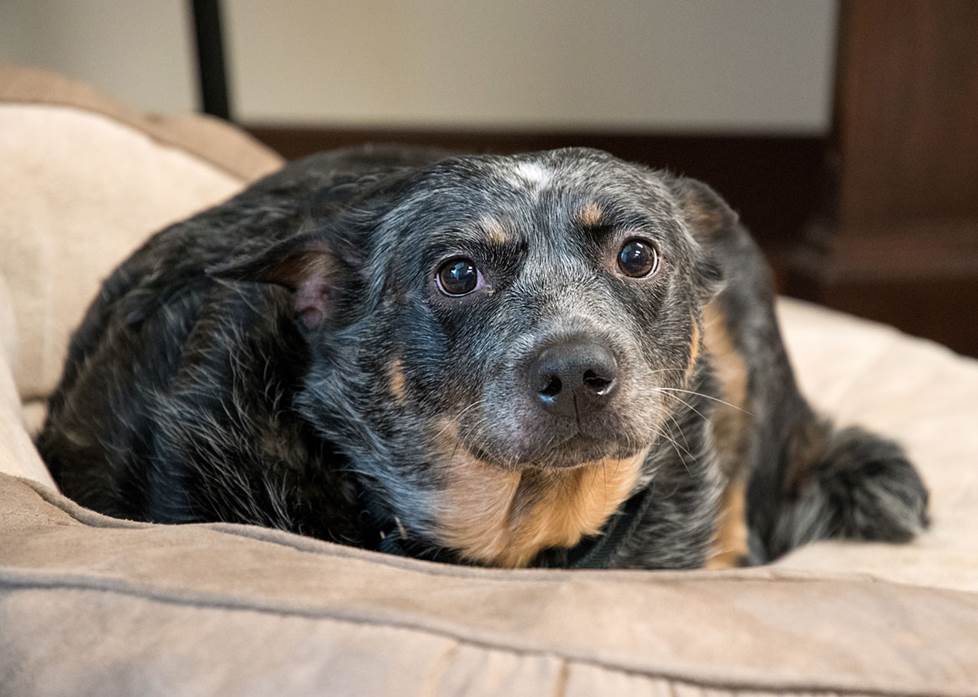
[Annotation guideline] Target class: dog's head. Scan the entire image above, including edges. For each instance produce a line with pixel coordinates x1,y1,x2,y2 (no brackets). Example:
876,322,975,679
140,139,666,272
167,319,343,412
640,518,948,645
218,148,733,566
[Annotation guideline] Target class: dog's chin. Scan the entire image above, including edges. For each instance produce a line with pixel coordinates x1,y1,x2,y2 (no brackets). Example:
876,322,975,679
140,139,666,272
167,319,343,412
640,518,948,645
470,432,649,472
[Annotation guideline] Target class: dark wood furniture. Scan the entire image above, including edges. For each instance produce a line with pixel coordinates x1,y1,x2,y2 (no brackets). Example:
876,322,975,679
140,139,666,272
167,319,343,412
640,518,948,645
788,0,978,355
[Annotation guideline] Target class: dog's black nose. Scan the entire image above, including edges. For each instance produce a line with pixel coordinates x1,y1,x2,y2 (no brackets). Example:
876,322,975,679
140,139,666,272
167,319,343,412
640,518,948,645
529,341,618,418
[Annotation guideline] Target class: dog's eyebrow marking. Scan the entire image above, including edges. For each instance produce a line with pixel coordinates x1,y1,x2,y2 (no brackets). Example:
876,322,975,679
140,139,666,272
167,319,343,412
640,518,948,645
388,358,407,402
578,202,603,227
480,216,510,245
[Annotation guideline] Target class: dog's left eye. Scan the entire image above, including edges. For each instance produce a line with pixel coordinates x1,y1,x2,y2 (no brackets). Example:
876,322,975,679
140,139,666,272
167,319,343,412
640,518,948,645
436,257,482,296
617,238,660,278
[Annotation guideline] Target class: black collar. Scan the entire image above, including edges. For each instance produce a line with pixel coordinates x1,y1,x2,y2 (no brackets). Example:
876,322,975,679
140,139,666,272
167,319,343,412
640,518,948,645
356,480,655,570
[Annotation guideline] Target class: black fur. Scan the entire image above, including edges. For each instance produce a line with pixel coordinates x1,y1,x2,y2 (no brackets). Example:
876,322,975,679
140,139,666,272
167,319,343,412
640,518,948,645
38,146,929,569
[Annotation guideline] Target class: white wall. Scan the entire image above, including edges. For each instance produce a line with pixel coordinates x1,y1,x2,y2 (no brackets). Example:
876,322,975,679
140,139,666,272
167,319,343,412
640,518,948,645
1,0,837,133
0,1,198,113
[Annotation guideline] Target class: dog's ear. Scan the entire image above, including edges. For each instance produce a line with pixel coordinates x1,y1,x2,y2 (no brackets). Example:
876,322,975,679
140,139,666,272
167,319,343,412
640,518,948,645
208,234,340,329
666,175,735,302
667,176,738,243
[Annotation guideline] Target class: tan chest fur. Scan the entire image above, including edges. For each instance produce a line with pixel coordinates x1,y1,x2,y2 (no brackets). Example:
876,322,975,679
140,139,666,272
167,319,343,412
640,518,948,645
429,421,646,568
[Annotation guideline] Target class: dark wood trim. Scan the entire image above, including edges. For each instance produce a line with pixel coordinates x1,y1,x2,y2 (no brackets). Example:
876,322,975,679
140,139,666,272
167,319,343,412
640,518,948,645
793,222,978,282
789,221,978,353
787,0,978,357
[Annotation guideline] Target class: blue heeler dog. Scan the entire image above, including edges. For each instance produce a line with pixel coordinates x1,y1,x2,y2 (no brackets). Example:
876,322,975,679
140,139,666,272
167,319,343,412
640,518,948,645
39,146,928,569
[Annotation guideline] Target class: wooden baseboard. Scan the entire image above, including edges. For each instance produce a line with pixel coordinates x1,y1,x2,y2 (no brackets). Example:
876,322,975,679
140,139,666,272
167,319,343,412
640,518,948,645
787,221,978,356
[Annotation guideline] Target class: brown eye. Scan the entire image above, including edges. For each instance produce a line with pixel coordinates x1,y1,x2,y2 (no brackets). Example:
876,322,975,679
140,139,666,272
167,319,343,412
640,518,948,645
617,238,659,278
436,257,482,296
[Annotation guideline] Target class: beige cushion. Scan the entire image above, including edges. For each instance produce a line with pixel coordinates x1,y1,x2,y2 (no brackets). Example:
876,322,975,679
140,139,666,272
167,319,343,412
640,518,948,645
0,275,53,488
1,64,977,695
2,472,977,697
773,301,978,593
0,65,283,404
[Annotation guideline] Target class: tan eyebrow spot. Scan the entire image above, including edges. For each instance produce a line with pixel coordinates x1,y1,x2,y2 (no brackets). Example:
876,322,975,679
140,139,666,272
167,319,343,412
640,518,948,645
481,216,510,245
579,202,603,227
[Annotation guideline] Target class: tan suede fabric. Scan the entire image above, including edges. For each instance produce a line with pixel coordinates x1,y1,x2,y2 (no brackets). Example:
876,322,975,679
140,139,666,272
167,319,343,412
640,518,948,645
0,64,284,404
2,475,978,697
0,276,53,488
0,65,281,182
1,65,977,696
772,301,978,594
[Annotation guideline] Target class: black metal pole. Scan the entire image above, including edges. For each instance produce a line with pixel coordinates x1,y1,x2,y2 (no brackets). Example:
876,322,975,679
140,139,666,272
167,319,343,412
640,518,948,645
190,0,232,121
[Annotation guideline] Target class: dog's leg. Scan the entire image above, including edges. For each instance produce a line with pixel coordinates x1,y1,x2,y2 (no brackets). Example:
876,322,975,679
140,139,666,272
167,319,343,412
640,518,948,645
706,477,751,568
669,176,929,564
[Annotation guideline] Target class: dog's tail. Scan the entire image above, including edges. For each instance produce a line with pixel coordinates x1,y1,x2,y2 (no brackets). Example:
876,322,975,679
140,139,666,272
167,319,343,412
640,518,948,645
751,413,929,561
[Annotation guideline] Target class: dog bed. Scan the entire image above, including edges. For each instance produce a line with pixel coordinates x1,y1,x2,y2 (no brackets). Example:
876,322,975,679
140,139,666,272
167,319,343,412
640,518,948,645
2,65,977,696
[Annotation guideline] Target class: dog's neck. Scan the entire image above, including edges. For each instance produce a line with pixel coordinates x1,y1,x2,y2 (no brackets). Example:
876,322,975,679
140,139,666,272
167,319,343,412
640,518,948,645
422,424,649,568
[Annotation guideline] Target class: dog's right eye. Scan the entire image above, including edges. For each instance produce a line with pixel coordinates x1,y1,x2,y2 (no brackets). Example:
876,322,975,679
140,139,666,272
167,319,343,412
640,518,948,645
436,257,482,296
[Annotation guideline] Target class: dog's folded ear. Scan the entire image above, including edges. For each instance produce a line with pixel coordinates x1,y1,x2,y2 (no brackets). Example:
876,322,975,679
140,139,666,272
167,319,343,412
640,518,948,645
208,234,339,329
666,175,739,243
666,175,736,302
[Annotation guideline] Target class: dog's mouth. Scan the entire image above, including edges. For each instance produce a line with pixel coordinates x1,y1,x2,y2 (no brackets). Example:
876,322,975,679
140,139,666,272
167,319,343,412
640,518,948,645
467,429,646,471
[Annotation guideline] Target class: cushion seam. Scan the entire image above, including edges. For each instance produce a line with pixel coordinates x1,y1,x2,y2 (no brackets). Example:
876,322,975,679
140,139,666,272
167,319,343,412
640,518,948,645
14,476,917,588
0,570,966,697
14,476,966,590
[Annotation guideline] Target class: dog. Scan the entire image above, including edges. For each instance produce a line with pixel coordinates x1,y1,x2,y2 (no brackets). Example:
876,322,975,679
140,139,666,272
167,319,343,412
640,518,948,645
38,146,929,569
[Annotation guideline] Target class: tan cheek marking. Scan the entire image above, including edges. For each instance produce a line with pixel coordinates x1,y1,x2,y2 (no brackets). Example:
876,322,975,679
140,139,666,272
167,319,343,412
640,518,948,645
481,216,510,245
389,358,407,402
703,302,750,480
579,202,603,227
706,477,750,569
429,419,647,567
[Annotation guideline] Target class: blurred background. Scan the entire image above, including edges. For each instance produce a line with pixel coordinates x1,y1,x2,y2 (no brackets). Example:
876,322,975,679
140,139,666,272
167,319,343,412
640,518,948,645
2,0,976,355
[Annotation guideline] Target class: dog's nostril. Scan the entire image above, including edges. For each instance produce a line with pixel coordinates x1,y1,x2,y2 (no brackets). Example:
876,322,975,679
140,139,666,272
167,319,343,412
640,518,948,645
582,370,614,394
538,375,563,398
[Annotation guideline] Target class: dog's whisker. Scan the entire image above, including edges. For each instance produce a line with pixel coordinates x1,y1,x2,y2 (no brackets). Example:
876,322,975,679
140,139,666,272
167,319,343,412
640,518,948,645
654,386,752,415
664,410,692,451
652,389,712,427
